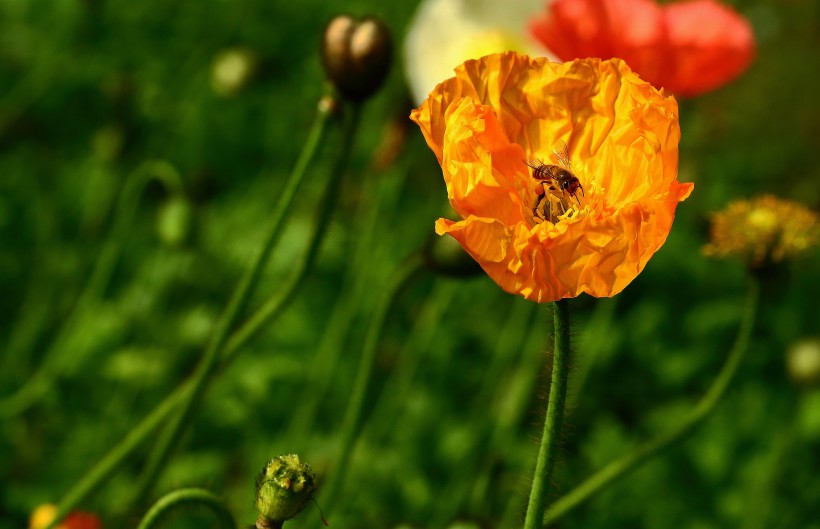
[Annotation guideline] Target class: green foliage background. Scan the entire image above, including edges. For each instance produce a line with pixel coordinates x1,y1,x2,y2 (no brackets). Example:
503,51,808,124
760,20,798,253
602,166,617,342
1,1,818,528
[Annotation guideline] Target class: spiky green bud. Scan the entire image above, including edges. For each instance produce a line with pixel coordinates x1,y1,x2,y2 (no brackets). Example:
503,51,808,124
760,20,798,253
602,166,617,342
255,455,317,525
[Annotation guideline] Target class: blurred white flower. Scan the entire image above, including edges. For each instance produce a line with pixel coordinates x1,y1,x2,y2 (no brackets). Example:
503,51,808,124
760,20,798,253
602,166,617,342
404,0,553,104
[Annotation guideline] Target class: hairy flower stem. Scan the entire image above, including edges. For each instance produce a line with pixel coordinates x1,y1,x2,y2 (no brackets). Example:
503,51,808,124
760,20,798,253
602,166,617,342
135,488,235,529
0,161,184,418
45,97,337,529
542,278,760,526
523,299,571,529
322,253,425,510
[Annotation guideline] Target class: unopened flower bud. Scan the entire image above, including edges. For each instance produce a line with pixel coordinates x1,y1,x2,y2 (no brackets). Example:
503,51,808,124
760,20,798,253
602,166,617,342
786,338,820,387
156,195,193,247
423,232,483,278
255,455,317,526
321,15,393,102
211,47,258,97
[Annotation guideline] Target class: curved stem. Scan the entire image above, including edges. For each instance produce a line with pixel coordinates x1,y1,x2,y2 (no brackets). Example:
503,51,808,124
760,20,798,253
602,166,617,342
135,488,235,529
543,277,760,526
322,253,426,510
227,103,362,360
45,97,336,529
524,299,571,529
129,99,337,508
0,160,184,418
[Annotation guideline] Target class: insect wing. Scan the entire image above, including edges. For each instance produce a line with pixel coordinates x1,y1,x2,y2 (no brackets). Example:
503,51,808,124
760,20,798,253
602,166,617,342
525,159,554,181
552,140,573,171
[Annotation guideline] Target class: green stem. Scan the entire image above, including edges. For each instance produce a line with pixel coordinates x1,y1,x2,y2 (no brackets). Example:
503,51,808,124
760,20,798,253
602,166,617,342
365,280,459,448
227,103,362,360
0,161,184,418
434,299,539,526
135,488,236,529
129,99,337,508
286,141,406,442
524,298,571,529
322,253,425,509
45,97,336,529
542,278,760,526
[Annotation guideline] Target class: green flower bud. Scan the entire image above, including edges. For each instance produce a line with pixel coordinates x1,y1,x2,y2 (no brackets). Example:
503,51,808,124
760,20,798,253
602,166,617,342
156,195,193,247
423,232,483,278
786,338,820,387
255,455,317,526
211,47,258,97
320,14,393,102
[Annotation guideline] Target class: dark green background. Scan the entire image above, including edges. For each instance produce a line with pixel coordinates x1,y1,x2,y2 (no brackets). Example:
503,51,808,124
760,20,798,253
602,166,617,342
1,1,818,528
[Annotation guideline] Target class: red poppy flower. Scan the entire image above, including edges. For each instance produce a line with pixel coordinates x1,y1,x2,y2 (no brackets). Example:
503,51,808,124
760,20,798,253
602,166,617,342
529,0,755,97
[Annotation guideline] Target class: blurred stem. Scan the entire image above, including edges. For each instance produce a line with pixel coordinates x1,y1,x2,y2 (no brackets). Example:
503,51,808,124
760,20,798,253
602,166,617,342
566,298,617,412
135,488,235,529
286,154,407,441
741,414,794,529
229,102,362,358
434,299,539,525
129,98,339,509
365,280,459,447
0,160,184,419
45,97,337,529
322,253,426,510
524,299,571,529
542,277,760,526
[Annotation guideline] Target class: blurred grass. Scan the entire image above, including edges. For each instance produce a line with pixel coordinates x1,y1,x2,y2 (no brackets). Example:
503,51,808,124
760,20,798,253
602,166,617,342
1,1,819,528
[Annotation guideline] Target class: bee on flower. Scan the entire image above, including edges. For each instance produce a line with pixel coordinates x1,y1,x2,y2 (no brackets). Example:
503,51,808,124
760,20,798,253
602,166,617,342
526,141,585,223
411,52,693,303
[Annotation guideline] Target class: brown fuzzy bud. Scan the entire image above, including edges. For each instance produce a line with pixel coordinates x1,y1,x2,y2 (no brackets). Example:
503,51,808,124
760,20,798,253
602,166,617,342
321,15,393,102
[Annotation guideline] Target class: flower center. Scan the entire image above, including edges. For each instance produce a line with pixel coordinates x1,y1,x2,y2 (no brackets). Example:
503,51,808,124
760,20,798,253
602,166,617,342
526,160,586,225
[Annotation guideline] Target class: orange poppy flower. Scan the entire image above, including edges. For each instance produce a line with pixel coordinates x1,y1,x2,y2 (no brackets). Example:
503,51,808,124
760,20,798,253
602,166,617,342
529,0,755,97
410,52,693,302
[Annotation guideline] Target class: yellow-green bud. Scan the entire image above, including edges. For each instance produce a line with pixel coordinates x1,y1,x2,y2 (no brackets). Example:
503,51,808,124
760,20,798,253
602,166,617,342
156,195,193,247
211,47,258,97
255,455,317,524
786,338,820,387
320,14,393,102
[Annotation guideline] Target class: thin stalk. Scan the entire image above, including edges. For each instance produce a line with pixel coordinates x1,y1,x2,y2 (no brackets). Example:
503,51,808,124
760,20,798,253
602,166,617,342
286,153,407,441
365,280,459,447
542,278,760,526
45,98,336,529
135,488,235,529
0,161,184,418
433,298,538,525
129,100,337,508
322,253,426,510
227,103,362,359
524,299,571,529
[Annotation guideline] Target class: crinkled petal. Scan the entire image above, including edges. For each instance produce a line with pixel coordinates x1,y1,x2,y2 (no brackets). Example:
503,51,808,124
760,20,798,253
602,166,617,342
414,52,693,303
